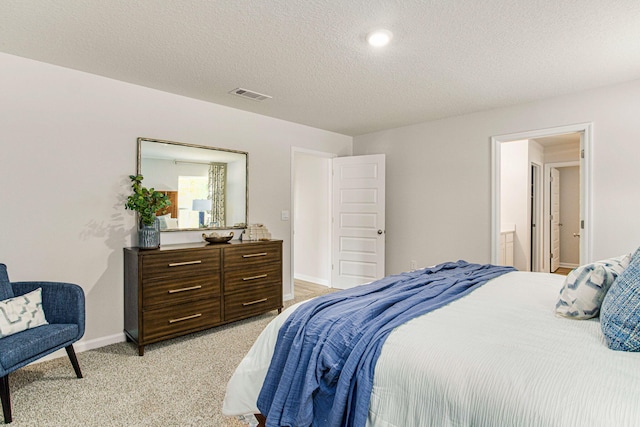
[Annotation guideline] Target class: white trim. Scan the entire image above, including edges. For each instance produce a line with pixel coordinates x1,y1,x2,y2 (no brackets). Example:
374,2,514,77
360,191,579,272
491,122,593,267
31,333,126,364
294,273,330,287
559,262,579,269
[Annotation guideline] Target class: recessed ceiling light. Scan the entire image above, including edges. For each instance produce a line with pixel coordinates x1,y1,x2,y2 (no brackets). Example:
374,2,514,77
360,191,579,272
366,29,393,47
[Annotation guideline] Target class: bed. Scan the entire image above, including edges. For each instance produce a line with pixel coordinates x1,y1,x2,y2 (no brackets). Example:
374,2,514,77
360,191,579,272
223,257,640,427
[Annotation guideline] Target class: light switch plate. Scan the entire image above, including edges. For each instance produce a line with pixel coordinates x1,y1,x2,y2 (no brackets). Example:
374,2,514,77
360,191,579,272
281,210,290,221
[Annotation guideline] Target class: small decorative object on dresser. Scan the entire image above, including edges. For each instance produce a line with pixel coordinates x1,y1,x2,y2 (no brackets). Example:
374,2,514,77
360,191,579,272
123,239,283,355
124,174,171,249
242,224,272,241
202,231,234,244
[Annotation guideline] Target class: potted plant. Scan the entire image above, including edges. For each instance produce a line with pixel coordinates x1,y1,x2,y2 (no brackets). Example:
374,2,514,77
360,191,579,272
125,174,171,249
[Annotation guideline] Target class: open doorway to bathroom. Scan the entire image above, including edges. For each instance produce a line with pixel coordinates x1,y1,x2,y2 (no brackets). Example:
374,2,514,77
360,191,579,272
491,123,592,272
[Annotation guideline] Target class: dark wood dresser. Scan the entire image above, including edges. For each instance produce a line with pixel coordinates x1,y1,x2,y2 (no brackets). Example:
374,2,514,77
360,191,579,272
124,239,283,355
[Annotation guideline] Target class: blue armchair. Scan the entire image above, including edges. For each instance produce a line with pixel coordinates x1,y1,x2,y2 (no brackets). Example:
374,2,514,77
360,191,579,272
0,264,85,424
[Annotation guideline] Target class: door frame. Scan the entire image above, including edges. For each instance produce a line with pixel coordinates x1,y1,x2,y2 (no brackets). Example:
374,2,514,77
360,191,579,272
491,122,593,267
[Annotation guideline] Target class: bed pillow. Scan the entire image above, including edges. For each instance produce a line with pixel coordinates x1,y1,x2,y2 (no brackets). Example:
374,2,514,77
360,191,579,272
0,288,49,338
555,253,631,319
601,247,640,351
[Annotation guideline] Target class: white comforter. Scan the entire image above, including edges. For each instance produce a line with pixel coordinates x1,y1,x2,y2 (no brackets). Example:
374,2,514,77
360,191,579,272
223,272,640,426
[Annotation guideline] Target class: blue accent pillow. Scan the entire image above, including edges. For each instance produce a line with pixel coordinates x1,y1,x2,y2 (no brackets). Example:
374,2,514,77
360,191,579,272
555,254,631,319
601,247,640,351
0,264,14,300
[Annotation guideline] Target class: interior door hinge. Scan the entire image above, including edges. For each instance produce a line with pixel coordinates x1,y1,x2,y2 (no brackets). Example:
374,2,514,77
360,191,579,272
581,220,584,229
581,149,585,159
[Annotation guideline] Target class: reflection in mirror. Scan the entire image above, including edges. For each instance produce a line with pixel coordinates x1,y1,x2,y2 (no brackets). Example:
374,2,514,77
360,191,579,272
137,138,248,231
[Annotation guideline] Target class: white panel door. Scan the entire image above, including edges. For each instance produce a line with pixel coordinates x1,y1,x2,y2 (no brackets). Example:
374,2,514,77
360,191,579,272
550,167,561,272
332,154,385,289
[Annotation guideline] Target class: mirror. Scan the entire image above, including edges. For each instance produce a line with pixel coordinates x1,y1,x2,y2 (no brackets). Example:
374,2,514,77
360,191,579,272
137,137,248,231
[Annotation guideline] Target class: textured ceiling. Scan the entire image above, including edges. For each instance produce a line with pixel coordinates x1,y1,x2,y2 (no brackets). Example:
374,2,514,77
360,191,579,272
1,1,640,136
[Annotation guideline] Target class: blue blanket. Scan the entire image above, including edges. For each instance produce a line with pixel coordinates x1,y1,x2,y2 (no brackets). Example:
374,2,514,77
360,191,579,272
257,261,515,427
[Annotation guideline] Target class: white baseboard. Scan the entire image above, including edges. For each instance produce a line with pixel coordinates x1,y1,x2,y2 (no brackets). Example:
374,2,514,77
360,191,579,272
33,332,127,364
294,274,329,287
559,262,579,269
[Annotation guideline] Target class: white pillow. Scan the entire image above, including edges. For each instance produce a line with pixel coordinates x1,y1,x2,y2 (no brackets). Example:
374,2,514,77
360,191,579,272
157,213,172,230
555,254,631,319
0,288,49,338
165,217,179,229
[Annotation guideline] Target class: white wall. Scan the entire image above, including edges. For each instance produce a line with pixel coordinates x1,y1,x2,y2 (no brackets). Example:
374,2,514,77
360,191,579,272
293,153,331,286
500,140,529,271
354,78,640,274
0,52,352,349
542,141,580,163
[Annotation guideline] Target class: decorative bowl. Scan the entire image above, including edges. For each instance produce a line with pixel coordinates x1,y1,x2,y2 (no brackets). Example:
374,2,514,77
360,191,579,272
202,231,234,244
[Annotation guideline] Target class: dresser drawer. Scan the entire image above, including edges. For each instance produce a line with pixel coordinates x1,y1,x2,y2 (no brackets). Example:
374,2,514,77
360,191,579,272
143,275,220,308
223,242,282,270
224,286,281,322
223,263,281,295
142,249,221,280
143,299,221,342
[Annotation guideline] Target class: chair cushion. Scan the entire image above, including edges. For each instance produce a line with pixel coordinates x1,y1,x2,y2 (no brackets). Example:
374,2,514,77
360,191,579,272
0,288,49,338
0,324,79,371
0,264,14,300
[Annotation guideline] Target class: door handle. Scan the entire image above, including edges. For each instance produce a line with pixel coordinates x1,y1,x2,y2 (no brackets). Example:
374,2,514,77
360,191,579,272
573,233,581,238
377,229,384,235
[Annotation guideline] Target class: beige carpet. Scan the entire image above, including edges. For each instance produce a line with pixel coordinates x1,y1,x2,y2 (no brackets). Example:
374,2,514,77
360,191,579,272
8,283,334,426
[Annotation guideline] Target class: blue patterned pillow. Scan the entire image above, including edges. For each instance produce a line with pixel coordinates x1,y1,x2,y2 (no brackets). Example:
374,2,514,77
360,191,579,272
555,254,631,319
601,247,640,351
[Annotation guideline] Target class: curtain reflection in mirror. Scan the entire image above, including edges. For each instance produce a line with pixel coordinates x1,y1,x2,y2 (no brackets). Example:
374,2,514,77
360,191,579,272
209,163,227,227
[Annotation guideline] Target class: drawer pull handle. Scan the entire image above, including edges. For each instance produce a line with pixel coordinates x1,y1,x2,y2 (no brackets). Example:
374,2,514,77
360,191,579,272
243,252,268,258
169,313,202,323
243,274,268,281
168,285,202,294
168,260,202,267
242,298,268,306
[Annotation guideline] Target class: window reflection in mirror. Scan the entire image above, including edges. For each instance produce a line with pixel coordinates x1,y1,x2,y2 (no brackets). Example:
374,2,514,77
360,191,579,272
137,138,248,231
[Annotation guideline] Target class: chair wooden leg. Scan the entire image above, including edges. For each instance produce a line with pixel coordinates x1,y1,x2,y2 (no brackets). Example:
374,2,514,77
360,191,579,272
0,375,12,424
65,345,83,379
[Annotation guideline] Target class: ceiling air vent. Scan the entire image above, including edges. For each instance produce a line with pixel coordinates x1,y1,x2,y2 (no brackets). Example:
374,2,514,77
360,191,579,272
229,88,272,101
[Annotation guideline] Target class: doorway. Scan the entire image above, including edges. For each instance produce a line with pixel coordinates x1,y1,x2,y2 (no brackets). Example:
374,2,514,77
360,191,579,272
291,149,387,296
530,162,542,272
491,123,592,271
545,162,581,272
291,148,334,300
